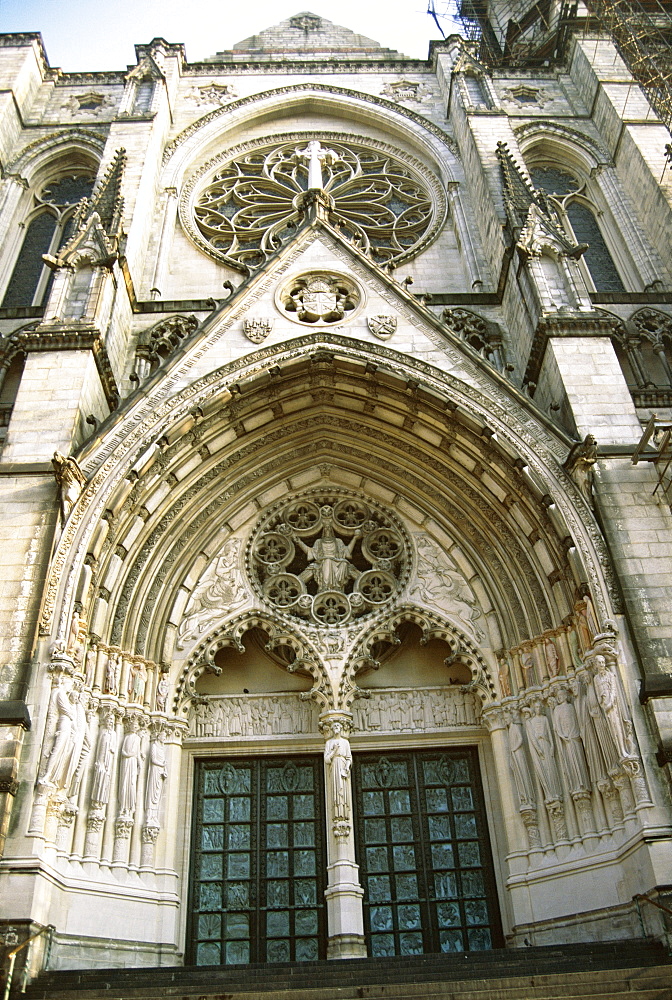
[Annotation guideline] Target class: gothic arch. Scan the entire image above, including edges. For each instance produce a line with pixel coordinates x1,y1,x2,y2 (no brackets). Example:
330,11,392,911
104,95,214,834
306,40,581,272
174,610,330,716
161,84,460,190
41,331,616,710
342,604,497,712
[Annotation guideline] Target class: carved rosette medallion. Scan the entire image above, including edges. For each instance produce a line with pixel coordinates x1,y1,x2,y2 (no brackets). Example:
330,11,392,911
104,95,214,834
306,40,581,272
276,271,362,326
247,492,410,626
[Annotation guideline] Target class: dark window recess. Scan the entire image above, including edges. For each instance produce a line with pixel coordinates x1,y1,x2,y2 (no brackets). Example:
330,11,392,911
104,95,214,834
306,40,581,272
134,81,154,113
188,756,327,966
2,213,57,309
566,203,625,293
353,748,502,957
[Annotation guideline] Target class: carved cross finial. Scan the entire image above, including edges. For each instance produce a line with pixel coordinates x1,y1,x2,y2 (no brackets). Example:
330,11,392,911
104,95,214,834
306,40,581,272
294,140,342,190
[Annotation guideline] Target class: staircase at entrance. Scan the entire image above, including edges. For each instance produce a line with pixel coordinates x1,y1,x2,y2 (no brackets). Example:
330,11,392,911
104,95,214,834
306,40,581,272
22,940,672,1000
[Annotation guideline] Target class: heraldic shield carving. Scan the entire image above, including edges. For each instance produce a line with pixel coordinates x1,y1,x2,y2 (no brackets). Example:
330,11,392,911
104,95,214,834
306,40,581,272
277,271,362,326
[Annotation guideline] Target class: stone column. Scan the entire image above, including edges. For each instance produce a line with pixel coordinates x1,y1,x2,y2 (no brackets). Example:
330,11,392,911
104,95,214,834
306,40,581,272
320,713,366,959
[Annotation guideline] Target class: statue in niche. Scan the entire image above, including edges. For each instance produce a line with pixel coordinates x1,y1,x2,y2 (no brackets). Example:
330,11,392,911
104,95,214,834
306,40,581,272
505,709,535,807
42,681,88,795
84,643,97,688
410,535,483,639
118,717,144,820
104,651,121,695
324,721,352,823
144,731,168,827
155,672,170,713
593,655,633,761
523,700,562,802
297,517,360,593
91,710,118,806
128,662,147,704
551,687,590,794
544,638,559,677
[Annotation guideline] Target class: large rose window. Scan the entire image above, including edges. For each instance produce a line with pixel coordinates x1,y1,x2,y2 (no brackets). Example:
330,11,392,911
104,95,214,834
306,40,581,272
248,493,410,626
183,135,444,272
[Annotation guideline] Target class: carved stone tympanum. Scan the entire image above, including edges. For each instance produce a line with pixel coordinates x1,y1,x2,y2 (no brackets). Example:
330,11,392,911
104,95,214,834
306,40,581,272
248,492,410,626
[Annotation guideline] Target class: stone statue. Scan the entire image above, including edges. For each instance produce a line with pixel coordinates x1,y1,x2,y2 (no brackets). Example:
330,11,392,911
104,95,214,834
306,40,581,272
91,710,118,806
118,717,144,820
505,709,535,806
563,434,598,499
84,643,97,688
42,682,88,796
572,674,617,783
52,451,87,519
552,687,590,794
104,651,121,695
144,732,168,826
593,655,632,761
523,700,562,802
128,661,147,704
155,672,169,712
324,721,352,822
297,518,360,593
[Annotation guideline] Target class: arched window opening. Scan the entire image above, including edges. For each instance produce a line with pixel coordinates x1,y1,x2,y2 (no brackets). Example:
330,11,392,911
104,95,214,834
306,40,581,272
134,80,154,113
0,352,25,446
529,166,625,293
2,173,95,309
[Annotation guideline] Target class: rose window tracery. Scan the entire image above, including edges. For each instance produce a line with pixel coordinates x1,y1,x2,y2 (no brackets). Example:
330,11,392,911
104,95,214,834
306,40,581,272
186,136,441,272
248,493,410,626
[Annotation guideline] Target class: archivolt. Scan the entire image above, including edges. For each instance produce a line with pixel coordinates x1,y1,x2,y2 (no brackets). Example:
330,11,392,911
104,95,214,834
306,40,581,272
44,350,614,678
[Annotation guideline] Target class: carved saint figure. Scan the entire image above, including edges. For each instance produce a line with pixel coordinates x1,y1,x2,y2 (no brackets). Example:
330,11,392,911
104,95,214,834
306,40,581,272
524,700,562,802
144,732,168,827
155,672,170,713
42,683,88,795
593,655,632,761
573,674,618,782
118,718,144,819
505,710,535,806
324,721,352,822
552,687,590,794
84,643,97,688
128,662,147,704
91,711,118,806
297,519,360,593
104,651,121,695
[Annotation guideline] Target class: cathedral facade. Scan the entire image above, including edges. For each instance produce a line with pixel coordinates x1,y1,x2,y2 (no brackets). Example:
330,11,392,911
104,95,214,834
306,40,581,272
1,9,672,977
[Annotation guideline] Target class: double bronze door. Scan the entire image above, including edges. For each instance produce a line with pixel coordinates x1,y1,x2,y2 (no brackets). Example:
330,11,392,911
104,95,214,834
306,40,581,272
188,748,501,964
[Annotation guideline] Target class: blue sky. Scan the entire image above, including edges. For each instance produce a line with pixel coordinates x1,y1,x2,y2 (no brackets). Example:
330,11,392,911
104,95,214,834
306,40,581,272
0,0,461,71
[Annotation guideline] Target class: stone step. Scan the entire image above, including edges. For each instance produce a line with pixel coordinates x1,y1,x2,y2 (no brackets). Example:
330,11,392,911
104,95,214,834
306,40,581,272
24,943,671,1000
22,966,672,1000
29,941,667,989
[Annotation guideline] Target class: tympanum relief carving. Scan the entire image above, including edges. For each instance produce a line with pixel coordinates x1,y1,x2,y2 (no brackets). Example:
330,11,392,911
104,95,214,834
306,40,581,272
247,493,410,626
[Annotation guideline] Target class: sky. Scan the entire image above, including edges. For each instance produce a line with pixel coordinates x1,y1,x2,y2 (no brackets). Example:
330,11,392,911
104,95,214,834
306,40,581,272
0,0,462,72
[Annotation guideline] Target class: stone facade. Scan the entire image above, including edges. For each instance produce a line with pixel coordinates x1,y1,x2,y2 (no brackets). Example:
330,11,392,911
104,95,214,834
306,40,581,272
1,7,672,978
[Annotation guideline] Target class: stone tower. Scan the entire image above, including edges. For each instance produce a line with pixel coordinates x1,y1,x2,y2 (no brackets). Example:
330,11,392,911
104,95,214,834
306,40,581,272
1,7,672,976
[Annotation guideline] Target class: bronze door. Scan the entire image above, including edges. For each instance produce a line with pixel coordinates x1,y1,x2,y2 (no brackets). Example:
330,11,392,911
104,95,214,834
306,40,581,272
353,749,502,957
189,756,327,965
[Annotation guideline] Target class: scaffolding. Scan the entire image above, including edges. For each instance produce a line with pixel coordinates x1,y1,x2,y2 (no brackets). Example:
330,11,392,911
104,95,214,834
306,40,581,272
447,0,672,136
